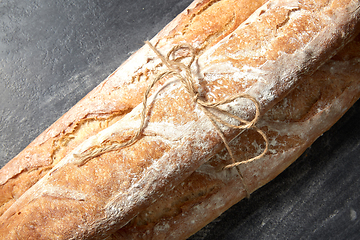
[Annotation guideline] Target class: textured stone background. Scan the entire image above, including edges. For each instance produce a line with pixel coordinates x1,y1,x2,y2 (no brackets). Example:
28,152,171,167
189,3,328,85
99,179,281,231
0,1,359,239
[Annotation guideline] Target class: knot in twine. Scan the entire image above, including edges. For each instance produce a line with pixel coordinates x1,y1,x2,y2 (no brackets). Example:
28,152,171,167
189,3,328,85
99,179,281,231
145,41,268,169
74,41,268,194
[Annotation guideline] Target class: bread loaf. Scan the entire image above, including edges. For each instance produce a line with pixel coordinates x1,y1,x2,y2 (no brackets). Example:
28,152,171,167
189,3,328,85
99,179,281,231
113,33,360,239
1,0,360,239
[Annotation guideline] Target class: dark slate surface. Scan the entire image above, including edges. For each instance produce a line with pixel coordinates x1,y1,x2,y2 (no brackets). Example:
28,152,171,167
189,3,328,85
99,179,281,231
0,1,359,239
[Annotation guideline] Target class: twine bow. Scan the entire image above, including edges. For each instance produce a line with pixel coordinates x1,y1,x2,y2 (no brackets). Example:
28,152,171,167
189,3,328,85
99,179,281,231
74,41,268,194
145,41,268,167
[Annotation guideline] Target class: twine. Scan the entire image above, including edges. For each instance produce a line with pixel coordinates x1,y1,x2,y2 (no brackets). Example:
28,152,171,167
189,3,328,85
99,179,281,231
74,41,269,194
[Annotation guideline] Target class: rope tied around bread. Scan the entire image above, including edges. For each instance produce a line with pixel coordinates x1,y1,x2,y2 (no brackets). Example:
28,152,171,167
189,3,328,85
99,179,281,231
74,41,269,193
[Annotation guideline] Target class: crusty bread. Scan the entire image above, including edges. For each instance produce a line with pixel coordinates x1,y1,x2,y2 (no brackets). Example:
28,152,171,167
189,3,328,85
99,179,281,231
1,0,360,239
113,33,360,240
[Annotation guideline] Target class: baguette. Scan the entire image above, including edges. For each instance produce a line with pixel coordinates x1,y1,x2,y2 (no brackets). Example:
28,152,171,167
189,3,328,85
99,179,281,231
113,33,360,239
1,0,360,239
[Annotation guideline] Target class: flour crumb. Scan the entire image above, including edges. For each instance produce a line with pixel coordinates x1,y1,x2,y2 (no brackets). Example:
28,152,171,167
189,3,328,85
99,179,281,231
350,208,357,221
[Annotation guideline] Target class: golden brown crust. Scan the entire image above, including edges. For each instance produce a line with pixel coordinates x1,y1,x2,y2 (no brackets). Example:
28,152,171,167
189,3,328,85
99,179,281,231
0,0,269,221
0,0,268,190
113,35,360,240
0,0,360,239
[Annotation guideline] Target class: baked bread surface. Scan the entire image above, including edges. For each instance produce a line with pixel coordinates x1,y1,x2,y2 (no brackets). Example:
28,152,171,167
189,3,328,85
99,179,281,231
0,0,360,239
114,34,360,239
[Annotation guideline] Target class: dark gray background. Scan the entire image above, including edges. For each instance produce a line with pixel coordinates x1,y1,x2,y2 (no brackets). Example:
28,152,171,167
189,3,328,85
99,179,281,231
0,1,359,239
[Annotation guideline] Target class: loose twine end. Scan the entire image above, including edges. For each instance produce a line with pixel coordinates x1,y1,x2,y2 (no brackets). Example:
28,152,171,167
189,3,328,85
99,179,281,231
74,40,269,196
